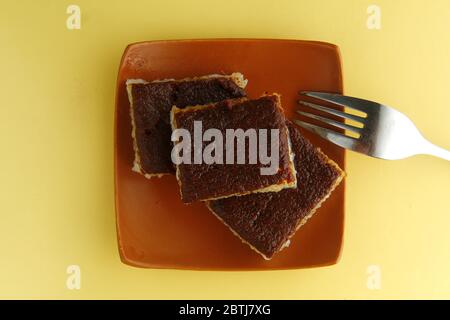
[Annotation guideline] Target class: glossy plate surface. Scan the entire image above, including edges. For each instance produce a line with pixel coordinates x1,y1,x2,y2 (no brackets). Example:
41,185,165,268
115,39,345,270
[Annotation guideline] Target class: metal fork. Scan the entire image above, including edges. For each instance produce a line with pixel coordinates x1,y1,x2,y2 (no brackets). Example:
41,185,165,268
295,92,450,161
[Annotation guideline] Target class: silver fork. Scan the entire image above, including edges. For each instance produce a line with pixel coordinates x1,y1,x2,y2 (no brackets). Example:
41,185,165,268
295,92,450,161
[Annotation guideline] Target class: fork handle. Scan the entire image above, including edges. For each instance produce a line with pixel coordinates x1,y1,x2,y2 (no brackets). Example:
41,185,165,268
422,140,450,161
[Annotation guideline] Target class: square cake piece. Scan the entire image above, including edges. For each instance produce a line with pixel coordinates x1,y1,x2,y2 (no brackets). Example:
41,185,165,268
127,73,247,178
207,121,345,260
171,94,297,203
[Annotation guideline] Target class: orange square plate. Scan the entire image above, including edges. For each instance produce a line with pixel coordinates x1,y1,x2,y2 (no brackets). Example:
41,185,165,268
114,39,345,270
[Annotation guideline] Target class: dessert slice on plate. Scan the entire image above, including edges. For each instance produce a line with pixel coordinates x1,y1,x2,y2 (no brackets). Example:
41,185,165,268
126,73,247,178
171,94,297,203
207,121,345,260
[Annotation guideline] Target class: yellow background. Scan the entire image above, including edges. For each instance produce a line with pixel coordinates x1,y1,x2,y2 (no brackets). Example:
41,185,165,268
1,0,449,299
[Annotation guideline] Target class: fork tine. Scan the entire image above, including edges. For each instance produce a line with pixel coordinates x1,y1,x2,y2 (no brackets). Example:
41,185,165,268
293,119,360,151
301,91,378,114
296,110,362,135
298,101,366,124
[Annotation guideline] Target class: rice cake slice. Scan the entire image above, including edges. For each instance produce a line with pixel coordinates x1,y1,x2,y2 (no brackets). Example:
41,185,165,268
171,94,297,203
207,121,345,260
126,73,247,178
